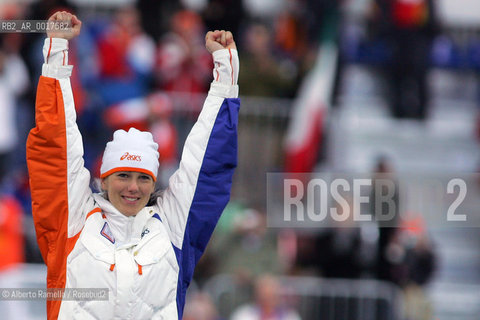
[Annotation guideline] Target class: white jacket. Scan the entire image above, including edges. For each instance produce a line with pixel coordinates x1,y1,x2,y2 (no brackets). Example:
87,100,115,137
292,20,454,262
26,38,239,320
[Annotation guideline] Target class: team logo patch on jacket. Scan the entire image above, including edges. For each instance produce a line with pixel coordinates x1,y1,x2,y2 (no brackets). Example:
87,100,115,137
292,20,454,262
100,222,115,244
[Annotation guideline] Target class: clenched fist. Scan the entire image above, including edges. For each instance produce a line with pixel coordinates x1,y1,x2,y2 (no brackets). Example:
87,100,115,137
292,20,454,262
205,30,236,54
46,11,82,40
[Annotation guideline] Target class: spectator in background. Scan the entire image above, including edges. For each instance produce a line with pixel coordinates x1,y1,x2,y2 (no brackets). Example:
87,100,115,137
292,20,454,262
272,0,311,97
273,1,308,62
369,157,435,320
239,22,298,98
96,6,155,106
368,157,435,289
369,156,400,282
294,196,377,279
387,214,436,320
0,193,24,271
155,9,212,98
0,192,27,320
207,208,285,281
183,291,222,320
0,7,35,267
230,274,301,320
0,35,29,181
386,214,436,287
147,93,178,187
370,0,440,119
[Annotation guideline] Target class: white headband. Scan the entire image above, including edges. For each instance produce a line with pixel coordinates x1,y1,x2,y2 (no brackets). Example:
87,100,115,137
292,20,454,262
100,128,159,181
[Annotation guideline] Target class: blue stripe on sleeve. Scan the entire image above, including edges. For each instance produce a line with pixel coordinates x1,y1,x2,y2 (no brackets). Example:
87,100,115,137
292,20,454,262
174,97,240,319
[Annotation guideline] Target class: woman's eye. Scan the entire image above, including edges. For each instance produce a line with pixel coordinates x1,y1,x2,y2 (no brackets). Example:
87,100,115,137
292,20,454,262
118,173,129,178
140,175,151,181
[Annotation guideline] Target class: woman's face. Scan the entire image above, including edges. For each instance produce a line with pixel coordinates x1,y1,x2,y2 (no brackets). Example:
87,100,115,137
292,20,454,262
101,171,155,216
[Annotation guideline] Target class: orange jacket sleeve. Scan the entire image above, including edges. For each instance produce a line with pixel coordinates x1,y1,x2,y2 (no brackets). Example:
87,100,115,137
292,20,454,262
26,38,93,319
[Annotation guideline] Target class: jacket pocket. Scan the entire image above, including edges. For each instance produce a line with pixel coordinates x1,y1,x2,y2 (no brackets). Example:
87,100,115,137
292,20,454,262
80,231,115,265
133,229,171,266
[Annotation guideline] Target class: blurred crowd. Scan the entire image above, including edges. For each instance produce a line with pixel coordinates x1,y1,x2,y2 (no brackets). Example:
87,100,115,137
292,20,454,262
0,0,327,265
1,0,479,319
0,1,330,318
0,0,314,256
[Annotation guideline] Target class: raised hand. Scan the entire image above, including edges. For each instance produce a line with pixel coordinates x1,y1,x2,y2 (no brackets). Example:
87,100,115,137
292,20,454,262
205,30,236,54
46,11,82,40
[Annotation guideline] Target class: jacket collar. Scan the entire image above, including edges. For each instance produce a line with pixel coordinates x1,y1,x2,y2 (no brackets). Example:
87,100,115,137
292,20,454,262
93,193,150,248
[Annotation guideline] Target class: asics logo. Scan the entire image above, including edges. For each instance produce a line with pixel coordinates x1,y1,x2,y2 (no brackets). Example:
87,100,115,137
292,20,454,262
120,152,142,161
141,228,150,238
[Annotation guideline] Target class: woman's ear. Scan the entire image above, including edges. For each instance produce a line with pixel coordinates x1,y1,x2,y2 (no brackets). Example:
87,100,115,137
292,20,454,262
101,177,107,191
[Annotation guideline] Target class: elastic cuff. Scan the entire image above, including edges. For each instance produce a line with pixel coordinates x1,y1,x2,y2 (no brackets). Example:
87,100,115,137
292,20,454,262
212,49,233,61
208,82,239,98
42,64,73,79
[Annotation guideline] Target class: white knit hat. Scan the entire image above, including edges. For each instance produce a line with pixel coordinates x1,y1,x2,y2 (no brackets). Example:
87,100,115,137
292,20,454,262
100,128,159,181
